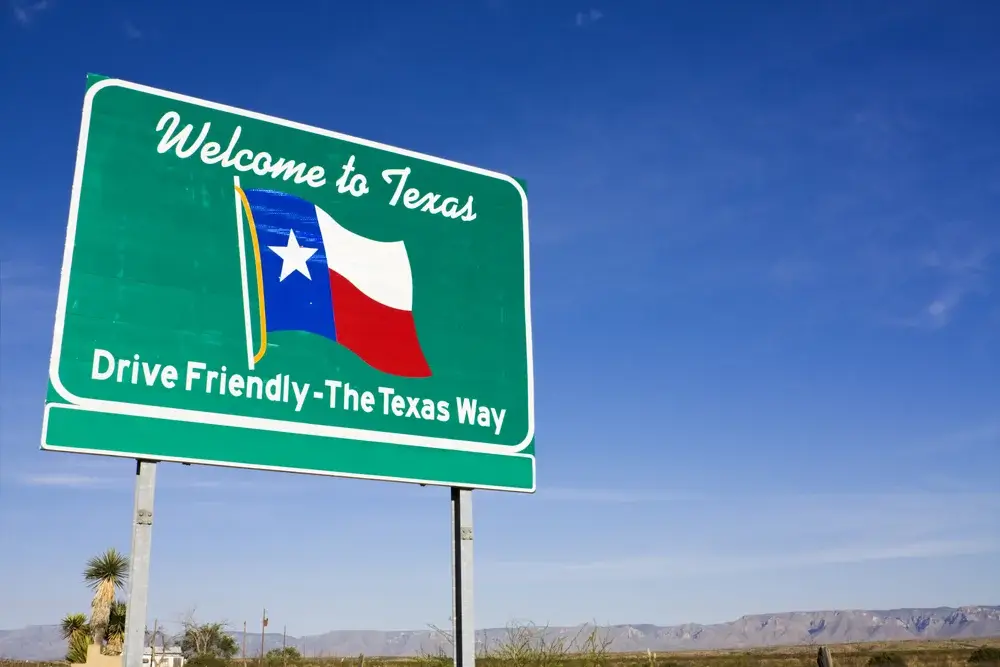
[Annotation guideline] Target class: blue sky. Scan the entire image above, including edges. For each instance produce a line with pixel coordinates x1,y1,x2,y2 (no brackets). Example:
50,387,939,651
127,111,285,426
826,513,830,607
1,0,999,636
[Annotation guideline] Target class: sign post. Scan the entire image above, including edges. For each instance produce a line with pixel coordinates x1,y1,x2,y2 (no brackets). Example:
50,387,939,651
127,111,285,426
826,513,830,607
43,73,535,663
451,488,475,667
122,460,156,667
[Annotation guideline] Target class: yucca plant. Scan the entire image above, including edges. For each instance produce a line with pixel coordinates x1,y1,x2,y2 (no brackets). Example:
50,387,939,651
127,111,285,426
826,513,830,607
68,631,92,663
83,548,129,652
61,613,91,641
105,600,128,655
62,613,93,664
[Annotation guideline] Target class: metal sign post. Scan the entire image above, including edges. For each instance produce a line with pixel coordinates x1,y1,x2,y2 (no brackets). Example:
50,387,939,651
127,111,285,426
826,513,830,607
122,460,157,667
451,488,474,667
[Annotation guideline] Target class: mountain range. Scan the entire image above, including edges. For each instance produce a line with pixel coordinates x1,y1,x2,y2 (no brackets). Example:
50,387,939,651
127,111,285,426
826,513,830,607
2,606,998,660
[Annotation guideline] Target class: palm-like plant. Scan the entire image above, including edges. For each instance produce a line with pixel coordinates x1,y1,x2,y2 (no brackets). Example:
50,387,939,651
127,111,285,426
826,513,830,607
61,613,92,663
105,600,128,655
83,548,129,652
67,631,92,664
61,613,91,640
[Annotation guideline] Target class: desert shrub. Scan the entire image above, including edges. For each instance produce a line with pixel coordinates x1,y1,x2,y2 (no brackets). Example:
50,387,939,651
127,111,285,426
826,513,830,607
968,646,1000,665
266,647,304,666
485,626,567,667
180,620,239,660
415,649,451,667
185,655,230,667
712,656,759,667
867,653,907,667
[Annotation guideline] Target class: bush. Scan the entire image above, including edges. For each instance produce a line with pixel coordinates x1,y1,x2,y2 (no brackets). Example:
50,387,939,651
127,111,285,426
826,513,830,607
185,656,230,667
867,653,907,667
180,619,239,660
266,647,303,666
969,646,1000,665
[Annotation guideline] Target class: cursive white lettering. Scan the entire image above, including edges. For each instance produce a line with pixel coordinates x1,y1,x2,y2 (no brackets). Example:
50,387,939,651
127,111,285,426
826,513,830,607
155,111,209,158
382,167,477,221
153,111,327,187
335,155,370,197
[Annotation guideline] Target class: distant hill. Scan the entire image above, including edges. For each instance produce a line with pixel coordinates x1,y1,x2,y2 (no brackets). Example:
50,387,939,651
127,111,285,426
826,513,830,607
3,606,998,660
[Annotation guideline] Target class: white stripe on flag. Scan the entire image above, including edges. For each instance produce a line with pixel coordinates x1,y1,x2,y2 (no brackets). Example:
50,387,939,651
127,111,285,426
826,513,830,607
314,205,414,311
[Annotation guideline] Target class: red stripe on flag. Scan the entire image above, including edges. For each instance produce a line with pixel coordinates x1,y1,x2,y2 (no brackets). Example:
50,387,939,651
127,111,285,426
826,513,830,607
328,269,432,378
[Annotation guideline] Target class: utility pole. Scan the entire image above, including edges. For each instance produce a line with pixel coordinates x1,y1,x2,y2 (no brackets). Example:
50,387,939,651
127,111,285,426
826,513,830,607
282,627,287,667
260,609,268,667
150,619,159,667
242,621,247,666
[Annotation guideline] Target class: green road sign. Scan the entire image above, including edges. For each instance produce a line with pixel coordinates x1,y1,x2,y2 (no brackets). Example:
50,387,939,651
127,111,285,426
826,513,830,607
41,74,535,492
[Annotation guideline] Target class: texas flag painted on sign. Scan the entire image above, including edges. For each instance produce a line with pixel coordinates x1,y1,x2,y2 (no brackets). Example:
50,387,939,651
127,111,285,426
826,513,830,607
238,187,431,378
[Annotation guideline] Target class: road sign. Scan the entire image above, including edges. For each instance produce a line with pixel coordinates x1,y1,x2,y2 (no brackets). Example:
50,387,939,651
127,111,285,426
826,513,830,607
42,74,535,492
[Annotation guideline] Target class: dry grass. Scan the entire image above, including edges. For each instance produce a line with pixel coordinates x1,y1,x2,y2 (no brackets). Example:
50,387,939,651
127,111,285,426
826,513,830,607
4,636,998,667
271,637,1000,667
592,637,1000,667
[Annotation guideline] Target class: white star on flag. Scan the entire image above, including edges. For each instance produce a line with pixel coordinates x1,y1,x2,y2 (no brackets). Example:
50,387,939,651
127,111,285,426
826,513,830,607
268,229,318,281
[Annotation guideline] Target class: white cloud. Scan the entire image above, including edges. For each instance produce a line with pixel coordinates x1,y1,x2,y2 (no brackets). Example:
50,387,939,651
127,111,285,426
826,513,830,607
890,245,994,330
767,258,820,286
913,419,1000,456
495,537,1000,580
123,20,142,40
0,257,60,347
0,257,57,294
18,473,116,489
575,9,603,27
537,487,701,503
487,491,1000,580
13,466,273,492
10,0,49,25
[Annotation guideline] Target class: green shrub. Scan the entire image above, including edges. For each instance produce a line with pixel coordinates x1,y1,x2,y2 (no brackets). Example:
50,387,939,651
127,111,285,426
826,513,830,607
969,646,1000,665
266,647,304,666
867,653,907,667
185,655,230,667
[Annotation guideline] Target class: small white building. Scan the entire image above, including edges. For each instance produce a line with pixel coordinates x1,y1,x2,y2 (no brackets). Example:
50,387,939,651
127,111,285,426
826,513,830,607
142,646,185,667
